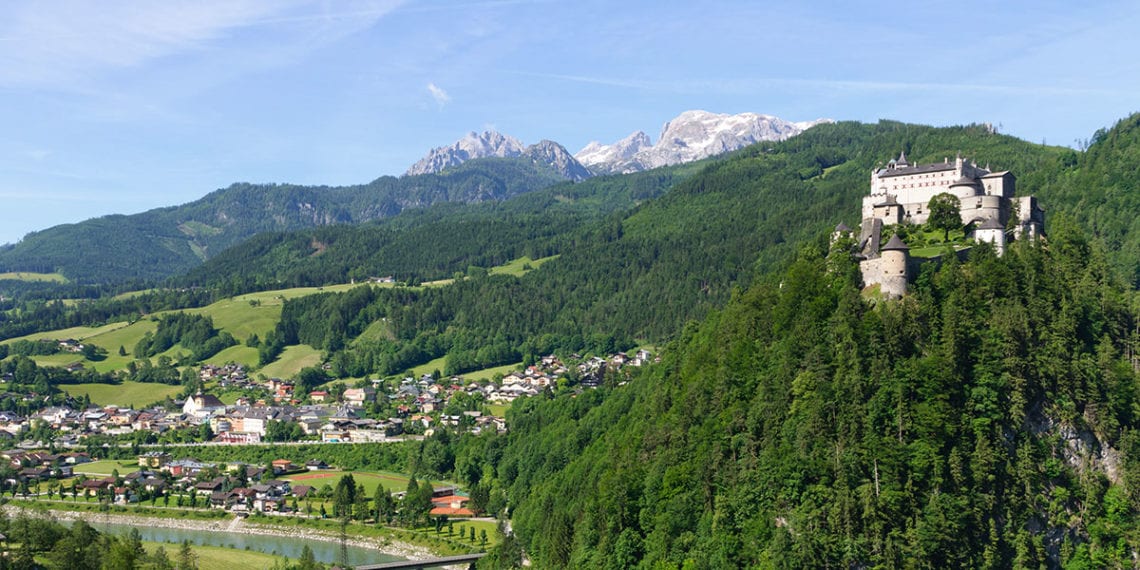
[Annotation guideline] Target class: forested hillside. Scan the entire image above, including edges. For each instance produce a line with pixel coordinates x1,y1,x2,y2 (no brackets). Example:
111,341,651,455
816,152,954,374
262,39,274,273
178,163,700,292
0,157,567,283
476,228,1140,568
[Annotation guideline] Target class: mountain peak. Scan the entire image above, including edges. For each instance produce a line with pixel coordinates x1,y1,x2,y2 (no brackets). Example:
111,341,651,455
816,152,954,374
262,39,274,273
524,140,592,182
405,130,526,176
577,111,832,174
405,131,592,181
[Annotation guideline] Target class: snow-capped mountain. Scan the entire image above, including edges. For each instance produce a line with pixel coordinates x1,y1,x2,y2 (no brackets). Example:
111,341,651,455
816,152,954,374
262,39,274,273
574,131,652,172
405,131,527,176
404,110,831,180
405,131,592,181
576,110,832,174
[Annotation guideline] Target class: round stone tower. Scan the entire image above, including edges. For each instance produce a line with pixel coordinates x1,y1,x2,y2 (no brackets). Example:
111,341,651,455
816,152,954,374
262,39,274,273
974,217,1006,256
880,234,910,298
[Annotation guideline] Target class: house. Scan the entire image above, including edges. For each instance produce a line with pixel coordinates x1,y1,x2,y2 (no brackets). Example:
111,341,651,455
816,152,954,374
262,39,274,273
309,391,328,403
166,458,213,477
79,478,114,497
305,459,329,471
210,490,237,510
271,459,296,474
138,451,172,469
342,387,376,406
182,392,226,418
321,430,350,443
429,491,473,516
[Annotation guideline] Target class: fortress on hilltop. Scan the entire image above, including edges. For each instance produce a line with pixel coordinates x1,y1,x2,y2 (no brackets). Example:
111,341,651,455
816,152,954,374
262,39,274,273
838,152,1046,298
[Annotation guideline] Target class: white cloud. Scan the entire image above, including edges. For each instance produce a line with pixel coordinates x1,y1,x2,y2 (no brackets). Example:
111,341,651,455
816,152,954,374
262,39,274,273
0,1,403,88
427,82,450,107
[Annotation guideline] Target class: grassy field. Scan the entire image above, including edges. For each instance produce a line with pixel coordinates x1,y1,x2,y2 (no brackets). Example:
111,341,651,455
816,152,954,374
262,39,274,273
64,381,183,407
463,362,523,381
0,322,130,345
410,356,448,378
487,255,558,277
283,470,426,496
142,541,282,570
201,344,260,368
354,319,393,344
259,345,323,379
0,271,67,282
71,459,141,476
486,403,511,418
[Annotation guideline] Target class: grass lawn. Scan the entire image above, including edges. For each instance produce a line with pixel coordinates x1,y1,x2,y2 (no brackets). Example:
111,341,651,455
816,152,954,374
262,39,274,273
71,459,141,476
142,541,283,570
426,519,502,548
486,403,511,418
259,345,323,379
0,271,67,282
64,381,183,407
283,470,425,496
911,244,970,258
462,362,523,382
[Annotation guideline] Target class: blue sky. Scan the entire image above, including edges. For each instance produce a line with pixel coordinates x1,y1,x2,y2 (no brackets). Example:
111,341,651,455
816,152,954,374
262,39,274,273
2,0,1138,245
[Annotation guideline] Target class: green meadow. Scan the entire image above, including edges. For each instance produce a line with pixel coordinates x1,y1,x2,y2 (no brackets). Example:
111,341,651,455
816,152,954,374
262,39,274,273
64,382,184,408
0,271,67,282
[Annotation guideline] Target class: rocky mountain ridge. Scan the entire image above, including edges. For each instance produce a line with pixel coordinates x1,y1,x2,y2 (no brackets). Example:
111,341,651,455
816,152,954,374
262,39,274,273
577,110,832,174
405,132,590,181
404,110,831,179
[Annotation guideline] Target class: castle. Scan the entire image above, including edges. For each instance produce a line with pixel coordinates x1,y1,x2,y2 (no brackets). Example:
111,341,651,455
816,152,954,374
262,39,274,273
843,152,1046,298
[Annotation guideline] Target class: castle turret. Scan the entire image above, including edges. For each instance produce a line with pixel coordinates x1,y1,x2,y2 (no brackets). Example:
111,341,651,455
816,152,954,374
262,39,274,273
832,222,852,244
974,217,1006,256
879,234,910,298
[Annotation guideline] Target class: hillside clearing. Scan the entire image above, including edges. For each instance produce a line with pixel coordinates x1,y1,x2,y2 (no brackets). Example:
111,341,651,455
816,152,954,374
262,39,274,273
64,381,183,407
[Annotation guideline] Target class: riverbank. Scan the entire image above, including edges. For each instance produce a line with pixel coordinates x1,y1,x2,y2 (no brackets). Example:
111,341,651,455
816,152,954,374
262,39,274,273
1,504,439,562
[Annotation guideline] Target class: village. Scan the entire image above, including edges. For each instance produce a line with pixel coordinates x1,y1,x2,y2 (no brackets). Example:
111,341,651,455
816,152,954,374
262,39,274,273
0,350,654,503
0,447,476,521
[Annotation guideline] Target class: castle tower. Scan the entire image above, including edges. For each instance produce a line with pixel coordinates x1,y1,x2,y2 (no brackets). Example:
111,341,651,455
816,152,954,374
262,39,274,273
974,217,1006,256
832,222,852,243
879,234,910,298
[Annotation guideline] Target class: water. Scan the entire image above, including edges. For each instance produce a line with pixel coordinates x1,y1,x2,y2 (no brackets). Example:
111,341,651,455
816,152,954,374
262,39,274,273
83,519,404,567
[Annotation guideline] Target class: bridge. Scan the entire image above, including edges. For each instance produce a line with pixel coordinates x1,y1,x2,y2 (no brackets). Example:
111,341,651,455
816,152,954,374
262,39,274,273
355,552,486,569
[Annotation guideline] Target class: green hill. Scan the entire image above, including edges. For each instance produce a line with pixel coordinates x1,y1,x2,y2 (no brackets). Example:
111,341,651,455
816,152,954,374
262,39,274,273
485,230,1140,568
0,157,568,283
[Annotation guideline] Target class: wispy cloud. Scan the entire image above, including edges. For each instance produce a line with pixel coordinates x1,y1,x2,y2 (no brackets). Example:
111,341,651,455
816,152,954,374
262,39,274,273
427,82,451,107
0,1,403,89
507,70,1127,98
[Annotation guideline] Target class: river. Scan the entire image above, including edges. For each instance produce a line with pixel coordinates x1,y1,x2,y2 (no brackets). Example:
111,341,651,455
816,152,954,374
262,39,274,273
84,519,404,566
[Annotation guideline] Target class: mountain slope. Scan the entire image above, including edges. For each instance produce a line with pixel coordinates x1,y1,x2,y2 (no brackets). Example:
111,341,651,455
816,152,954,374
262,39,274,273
0,158,566,283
